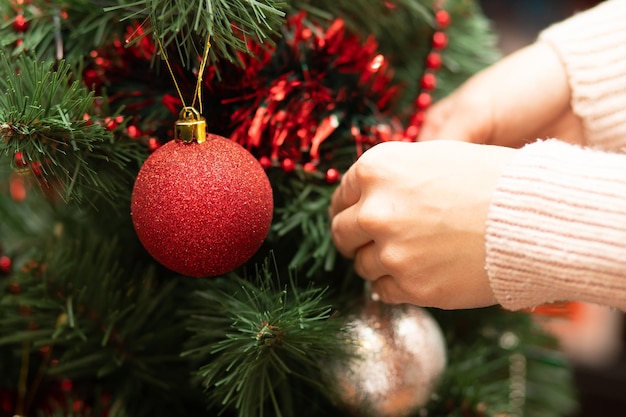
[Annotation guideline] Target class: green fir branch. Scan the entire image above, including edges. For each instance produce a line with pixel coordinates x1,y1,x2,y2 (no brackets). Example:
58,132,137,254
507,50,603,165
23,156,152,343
0,228,200,417
0,1,128,63
0,53,144,206
427,308,577,417
293,0,432,36
107,0,288,67
436,0,500,100
184,259,346,417
269,169,338,278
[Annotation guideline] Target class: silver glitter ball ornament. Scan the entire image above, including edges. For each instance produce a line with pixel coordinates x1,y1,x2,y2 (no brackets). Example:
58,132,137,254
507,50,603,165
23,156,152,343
328,300,447,417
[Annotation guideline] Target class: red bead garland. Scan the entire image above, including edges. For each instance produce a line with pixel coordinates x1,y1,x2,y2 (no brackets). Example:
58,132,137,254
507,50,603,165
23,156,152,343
325,168,340,184
13,14,29,32
416,93,432,110
281,158,296,173
420,72,437,91
432,32,448,49
259,155,272,170
405,4,450,141
425,52,442,70
435,9,451,28
0,255,11,275
14,152,27,168
147,137,161,152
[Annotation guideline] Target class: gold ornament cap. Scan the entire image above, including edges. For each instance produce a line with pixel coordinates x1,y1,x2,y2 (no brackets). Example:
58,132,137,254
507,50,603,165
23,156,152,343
175,107,206,143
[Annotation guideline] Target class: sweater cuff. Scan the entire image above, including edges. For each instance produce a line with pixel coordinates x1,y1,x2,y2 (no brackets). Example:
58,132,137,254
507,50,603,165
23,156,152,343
486,140,626,311
538,0,626,150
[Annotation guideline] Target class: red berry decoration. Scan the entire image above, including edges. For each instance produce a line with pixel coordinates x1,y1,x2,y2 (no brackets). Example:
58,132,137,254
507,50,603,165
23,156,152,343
416,92,432,110
13,14,29,32
425,52,442,70
435,9,451,28
259,155,272,169
0,255,11,275
131,111,274,277
432,31,448,49
404,4,450,140
410,111,426,127
325,168,340,184
147,137,161,152
281,158,296,173
14,152,27,168
420,73,437,90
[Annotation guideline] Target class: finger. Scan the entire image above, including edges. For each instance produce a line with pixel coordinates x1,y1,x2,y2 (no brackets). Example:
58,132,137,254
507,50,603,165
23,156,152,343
331,204,372,259
370,275,412,305
329,163,361,219
353,241,388,282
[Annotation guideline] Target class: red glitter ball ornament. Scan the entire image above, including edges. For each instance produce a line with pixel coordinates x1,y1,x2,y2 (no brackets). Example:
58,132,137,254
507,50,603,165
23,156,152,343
131,134,274,277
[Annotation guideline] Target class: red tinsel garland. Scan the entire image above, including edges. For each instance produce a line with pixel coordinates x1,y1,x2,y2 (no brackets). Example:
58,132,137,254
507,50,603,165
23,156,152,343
226,13,401,170
87,12,406,175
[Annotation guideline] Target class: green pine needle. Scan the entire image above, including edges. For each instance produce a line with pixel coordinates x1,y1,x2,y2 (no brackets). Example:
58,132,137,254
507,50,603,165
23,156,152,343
269,169,338,277
0,228,197,417
108,0,288,67
0,53,145,206
0,1,126,63
184,258,345,417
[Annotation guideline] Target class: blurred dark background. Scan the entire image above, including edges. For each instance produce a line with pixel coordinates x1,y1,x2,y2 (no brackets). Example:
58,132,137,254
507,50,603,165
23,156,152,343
478,1,626,416
480,0,602,52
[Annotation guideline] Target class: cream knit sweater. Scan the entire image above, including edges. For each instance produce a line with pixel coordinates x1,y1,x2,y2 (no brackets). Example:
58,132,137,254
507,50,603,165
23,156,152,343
486,0,626,311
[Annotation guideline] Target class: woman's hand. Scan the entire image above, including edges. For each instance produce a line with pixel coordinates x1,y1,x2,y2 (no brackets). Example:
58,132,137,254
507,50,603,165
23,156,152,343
329,140,515,309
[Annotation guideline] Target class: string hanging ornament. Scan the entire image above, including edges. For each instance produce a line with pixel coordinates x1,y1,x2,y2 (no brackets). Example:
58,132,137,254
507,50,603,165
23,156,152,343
130,34,274,277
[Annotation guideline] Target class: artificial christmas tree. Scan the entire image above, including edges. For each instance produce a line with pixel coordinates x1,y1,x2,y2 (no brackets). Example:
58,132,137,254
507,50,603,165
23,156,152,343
0,1,578,417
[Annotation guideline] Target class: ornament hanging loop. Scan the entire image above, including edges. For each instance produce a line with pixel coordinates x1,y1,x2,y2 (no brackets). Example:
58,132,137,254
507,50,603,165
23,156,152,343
175,107,206,143
153,30,211,144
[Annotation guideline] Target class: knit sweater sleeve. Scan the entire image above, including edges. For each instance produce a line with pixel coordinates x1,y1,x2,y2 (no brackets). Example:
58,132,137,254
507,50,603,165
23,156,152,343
486,140,626,311
486,1,626,311
538,0,626,150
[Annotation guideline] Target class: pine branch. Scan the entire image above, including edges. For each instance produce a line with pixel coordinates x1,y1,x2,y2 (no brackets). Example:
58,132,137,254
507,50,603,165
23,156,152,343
436,0,500,100
524,348,578,417
0,53,145,206
107,0,288,67
0,1,128,63
427,308,577,417
0,226,202,417
184,259,346,417
269,169,337,278
293,0,432,34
